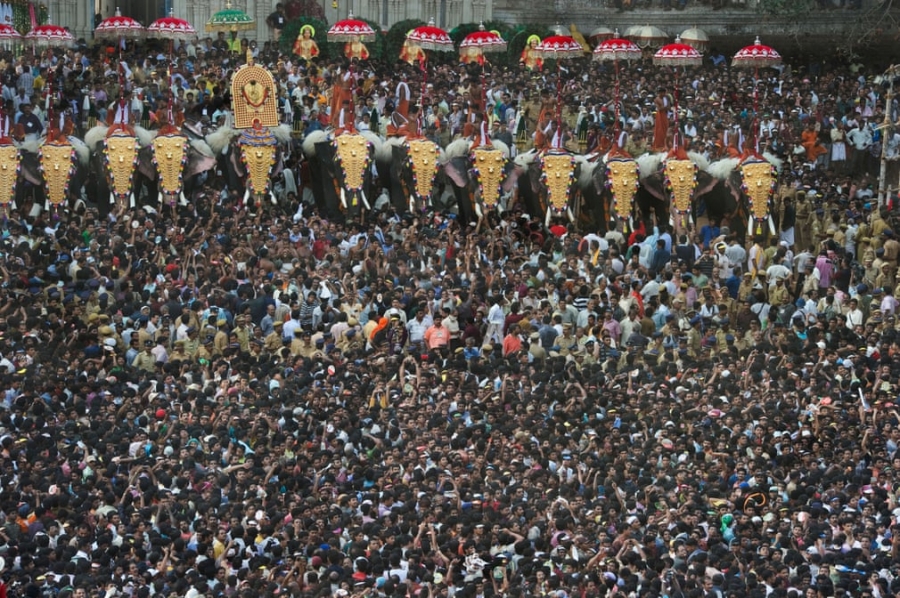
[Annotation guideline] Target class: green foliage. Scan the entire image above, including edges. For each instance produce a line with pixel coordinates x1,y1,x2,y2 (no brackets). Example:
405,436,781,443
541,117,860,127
384,19,426,65
279,16,331,60
756,0,815,16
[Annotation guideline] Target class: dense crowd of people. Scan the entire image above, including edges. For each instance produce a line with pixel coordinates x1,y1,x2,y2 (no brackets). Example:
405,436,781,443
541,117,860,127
0,20,899,598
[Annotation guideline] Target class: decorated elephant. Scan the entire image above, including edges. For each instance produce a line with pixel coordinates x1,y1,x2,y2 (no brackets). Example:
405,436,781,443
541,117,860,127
440,138,515,226
301,129,381,221
375,136,454,215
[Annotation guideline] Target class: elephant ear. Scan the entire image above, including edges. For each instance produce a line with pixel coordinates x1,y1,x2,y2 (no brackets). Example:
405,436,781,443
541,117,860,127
444,157,469,188
696,171,719,197
642,172,668,203
573,155,599,192
501,163,521,194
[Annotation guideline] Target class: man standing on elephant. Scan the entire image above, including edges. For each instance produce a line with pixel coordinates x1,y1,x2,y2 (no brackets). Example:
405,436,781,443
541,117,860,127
396,73,411,120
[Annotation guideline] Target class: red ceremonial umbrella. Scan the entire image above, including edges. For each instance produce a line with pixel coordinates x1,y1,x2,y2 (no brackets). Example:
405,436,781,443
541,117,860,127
95,8,145,40
148,11,197,128
25,23,74,48
460,24,507,111
534,35,583,149
733,36,782,151
459,22,507,63
327,11,375,42
593,31,641,147
653,36,702,150
147,10,197,41
406,19,453,125
0,23,20,49
406,19,453,51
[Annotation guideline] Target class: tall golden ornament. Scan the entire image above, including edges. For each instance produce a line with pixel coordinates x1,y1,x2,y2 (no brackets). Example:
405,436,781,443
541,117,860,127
741,159,776,236
231,64,279,129
104,131,140,208
664,159,697,228
470,148,507,218
333,133,372,210
541,151,576,225
406,138,440,212
39,142,76,212
606,157,640,230
152,133,189,206
0,145,20,216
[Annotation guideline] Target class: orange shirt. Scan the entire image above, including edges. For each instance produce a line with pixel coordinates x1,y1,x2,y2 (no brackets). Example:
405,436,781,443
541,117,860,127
424,324,450,349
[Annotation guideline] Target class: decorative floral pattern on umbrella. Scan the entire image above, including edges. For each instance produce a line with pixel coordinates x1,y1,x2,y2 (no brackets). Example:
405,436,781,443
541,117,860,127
593,35,641,63
94,8,145,40
147,11,196,40
653,37,703,67
327,12,375,42
533,35,583,59
0,23,22,41
25,23,74,47
406,19,453,52
732,36,782,69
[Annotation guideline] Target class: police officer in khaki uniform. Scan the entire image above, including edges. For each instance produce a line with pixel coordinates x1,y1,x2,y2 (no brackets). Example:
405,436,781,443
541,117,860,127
195,336,214,365
133,340,157,372
234,315,251,353
265,321,283,353
769,275,790,307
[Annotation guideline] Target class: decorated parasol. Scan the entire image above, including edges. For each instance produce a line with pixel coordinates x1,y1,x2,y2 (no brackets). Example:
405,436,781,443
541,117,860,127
534,35,583,149
733,36,782,234
0,24,21,50
733,36,782,149
624,24,667,49
406,18,453,51
588,26,615,44
94,8,145,40
25,22,74,48
148,11,196,154
679,27,709,53
206,1,255,33
328,12,374,60
327,11,375,41
405,19,453,127
593,31,641,147
653,36,702,150
460,23,507,117
459,22,507,65
147,10,197,40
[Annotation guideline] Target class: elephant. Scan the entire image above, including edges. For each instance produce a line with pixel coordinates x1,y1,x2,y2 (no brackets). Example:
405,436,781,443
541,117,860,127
375,136,460,216
301,129,381,222
440,138,514,226
15,136,92,217
510,150,609,228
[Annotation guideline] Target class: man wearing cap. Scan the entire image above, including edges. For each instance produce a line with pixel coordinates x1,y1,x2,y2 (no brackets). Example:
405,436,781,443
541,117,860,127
213,319,229,357
133,340,157,373
265,321,284,353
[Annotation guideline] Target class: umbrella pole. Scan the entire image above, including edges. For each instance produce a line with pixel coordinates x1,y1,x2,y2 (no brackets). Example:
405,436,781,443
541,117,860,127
169,39,174,124
752,66,759,153
614,57,620,147
671,66,680,151
420,56,426,134
555,56,562,149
